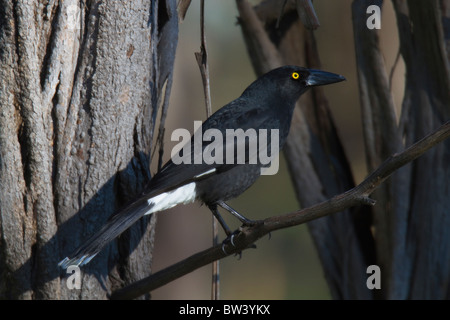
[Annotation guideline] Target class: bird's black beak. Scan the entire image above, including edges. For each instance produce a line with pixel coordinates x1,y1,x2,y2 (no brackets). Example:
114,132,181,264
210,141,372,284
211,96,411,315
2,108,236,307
306,69,346,87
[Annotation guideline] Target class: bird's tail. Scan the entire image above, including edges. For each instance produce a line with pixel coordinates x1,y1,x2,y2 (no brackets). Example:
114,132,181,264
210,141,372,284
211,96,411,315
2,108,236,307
58,198,154,269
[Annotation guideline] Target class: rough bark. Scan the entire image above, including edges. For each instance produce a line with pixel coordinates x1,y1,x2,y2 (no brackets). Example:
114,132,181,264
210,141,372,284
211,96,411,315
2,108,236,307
0,0,178,299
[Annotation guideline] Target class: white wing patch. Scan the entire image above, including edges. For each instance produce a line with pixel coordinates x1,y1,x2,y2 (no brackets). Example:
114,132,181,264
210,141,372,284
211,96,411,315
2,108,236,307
146,182,197,215
194,168,216,179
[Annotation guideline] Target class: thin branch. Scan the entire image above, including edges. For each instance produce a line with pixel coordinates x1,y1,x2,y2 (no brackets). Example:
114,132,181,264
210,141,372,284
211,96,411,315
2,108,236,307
110,121,450,300
195,0,212,117
194,0,218,300
388,48,401,92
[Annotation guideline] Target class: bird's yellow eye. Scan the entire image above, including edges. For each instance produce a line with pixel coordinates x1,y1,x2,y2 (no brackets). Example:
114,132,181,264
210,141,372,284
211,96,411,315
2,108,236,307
292,72,300,80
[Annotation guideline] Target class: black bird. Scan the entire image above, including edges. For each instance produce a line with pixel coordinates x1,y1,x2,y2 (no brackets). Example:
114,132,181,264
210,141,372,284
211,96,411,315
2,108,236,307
59,65,345,268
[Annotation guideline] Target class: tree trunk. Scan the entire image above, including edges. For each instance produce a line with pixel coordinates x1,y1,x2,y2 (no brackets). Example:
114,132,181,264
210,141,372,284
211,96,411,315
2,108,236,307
0,0,178,299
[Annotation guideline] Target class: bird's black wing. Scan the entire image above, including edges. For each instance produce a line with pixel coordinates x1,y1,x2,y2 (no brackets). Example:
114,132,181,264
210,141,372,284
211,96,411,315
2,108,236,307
144,97,280,195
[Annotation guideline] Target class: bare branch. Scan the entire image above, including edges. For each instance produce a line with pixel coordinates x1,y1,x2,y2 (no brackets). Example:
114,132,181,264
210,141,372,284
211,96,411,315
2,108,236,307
195,0,212,118
110,121,450,300
194,0,218,300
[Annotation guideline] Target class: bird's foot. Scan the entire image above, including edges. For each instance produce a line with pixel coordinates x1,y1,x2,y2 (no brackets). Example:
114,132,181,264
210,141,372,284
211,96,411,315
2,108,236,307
220,227,258,257
221,230,240,255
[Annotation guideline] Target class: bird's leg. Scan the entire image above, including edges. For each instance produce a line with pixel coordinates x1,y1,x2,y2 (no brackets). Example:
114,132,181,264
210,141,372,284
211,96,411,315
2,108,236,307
208,204,233,236
208,203,244,254
217,201,259,226
209,202,261,255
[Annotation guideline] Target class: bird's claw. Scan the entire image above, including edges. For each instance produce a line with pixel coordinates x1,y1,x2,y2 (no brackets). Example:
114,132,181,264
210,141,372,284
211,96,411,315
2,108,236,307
221,230,240,255
220,229,258,257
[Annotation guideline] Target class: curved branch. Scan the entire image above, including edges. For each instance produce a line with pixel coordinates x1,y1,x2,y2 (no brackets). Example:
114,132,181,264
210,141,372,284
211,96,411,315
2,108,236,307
110,121,450,300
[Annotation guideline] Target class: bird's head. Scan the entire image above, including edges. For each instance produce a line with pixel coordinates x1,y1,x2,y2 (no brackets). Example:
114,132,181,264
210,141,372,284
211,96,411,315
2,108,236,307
243,65,345,105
